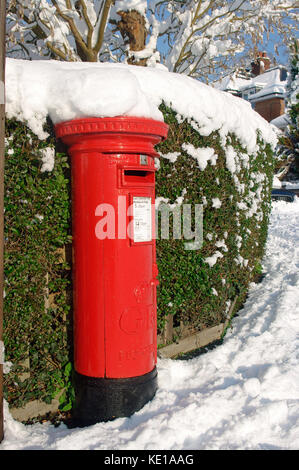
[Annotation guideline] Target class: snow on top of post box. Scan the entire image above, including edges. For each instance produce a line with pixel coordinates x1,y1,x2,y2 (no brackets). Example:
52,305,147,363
5,58,277,153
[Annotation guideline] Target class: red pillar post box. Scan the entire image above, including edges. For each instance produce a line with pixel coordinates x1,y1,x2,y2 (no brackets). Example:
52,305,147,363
55,117,168,426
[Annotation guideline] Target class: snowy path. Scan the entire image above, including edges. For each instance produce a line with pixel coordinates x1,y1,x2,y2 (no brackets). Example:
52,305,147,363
1,199,299,450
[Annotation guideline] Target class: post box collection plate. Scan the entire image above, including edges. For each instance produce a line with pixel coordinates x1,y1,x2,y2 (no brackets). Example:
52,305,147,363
133,196,152,242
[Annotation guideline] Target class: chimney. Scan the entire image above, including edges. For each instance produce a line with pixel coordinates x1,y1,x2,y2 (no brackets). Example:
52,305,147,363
251,51,270,77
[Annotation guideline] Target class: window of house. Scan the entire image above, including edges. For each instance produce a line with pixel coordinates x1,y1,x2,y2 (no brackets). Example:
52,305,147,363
280,68,287,81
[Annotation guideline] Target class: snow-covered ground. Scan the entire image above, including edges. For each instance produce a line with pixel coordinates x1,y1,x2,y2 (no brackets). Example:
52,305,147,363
1,197,299,450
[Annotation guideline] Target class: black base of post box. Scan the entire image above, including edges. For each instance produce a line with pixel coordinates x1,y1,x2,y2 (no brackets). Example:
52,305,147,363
69,367,158,427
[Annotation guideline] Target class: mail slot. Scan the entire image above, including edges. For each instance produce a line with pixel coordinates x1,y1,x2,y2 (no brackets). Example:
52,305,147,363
55,116,168,426
121,168,155,187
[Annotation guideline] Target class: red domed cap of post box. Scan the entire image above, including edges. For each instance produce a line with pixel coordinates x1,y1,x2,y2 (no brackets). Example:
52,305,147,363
55,116,169,156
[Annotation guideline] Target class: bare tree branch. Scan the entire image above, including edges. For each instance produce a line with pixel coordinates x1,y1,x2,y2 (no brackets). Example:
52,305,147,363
94,0,113,55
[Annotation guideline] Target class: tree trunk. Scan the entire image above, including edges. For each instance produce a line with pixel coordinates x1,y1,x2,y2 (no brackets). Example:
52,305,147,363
117,10,147,66
0,0,5,444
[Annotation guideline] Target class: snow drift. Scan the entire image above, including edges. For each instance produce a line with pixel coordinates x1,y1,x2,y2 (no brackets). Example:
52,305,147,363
1,198,299,450
5,58,277,153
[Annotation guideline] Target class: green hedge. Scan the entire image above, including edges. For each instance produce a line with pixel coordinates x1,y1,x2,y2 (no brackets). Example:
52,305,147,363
4,119,73,410
155,104,274,333
3,106,274,411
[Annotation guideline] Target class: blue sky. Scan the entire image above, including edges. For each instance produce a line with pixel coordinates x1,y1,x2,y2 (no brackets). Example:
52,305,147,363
264,30,298,66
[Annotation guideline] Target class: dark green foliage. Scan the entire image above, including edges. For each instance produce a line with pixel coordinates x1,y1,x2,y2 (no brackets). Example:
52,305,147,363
287,40,299,173
288,39,299,126
275,40,299,176
3,107,274,410
155,104,274,334
3,119,73,409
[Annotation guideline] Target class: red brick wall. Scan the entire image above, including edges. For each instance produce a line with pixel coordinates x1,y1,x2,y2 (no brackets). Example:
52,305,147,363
251,56,270,77
254,97,285,122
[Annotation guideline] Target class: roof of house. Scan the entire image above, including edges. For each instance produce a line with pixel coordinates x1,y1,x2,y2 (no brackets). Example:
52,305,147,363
212,73,249,94
270,113,290,130
213,66,288,102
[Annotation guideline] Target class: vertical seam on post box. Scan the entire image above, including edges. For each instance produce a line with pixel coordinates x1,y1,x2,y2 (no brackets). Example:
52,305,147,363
102,153,107,379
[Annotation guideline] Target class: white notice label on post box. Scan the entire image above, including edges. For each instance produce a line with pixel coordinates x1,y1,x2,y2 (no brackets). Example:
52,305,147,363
133,197,152,242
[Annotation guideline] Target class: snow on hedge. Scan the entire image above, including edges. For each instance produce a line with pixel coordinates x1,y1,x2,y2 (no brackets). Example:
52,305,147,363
6,58,277,152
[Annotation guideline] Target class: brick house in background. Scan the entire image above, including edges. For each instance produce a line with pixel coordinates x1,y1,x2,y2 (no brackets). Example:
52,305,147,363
213,52,288,128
